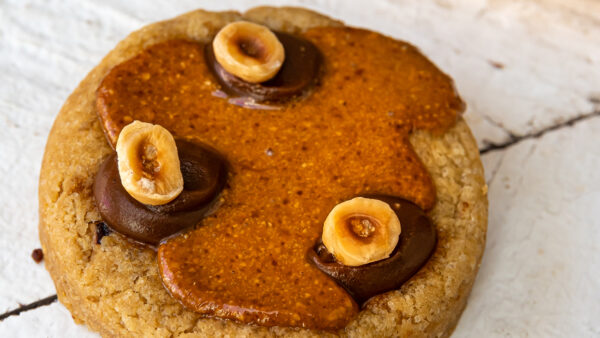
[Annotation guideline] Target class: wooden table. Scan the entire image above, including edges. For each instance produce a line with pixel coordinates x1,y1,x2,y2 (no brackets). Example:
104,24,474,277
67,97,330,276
1,0,598,336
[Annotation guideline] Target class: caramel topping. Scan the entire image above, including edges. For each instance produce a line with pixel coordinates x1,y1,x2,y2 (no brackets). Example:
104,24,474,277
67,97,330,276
96,27,464,330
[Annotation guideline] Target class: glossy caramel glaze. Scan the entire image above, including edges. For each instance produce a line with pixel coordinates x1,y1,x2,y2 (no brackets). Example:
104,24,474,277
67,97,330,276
96,27,464,331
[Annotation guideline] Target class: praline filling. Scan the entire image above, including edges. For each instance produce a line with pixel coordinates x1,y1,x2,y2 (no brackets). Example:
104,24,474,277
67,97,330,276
93,139,228,246
205,31,321,102
308,195,437,305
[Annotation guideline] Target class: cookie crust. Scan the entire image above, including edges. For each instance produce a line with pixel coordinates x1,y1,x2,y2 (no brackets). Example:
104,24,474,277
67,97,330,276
39,7,487,337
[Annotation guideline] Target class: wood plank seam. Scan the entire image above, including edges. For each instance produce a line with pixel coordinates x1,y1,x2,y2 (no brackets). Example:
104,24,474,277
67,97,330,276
0,295,58,321
479,104,600,154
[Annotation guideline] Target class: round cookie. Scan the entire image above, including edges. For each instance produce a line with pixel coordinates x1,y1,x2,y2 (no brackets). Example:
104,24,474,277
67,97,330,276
39,6,487,337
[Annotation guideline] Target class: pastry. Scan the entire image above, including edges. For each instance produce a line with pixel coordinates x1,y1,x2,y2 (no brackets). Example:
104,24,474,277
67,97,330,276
39,6,487,337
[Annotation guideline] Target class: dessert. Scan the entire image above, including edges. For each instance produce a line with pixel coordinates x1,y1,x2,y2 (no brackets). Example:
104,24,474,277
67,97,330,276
39,6,487,337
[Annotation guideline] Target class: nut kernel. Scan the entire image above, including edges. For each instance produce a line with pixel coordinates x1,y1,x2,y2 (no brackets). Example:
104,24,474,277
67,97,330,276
116,120,183,205
322,197,401,266
212,21,285,83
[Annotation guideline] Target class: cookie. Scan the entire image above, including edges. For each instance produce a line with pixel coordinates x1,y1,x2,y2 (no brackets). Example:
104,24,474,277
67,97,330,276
39,7,487,337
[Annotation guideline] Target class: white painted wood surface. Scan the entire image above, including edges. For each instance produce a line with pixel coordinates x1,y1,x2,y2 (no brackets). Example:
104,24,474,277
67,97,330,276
0,0,598,336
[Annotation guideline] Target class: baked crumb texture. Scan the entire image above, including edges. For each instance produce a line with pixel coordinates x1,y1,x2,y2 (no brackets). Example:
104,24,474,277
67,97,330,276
39,6,487,337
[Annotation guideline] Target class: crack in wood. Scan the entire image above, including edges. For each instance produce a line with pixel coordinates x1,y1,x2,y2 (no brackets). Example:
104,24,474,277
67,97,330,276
0,295,58,321
479,108,600,155
480,114,519,143
486,151,506,186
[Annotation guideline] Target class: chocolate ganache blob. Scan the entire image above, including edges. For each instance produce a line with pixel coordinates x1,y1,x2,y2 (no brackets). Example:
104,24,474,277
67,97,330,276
94,140,228,246
308,195,437,305
205,31,321,102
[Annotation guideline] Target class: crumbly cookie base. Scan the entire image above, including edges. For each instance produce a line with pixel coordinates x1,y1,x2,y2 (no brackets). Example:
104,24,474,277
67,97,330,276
39,6,487,337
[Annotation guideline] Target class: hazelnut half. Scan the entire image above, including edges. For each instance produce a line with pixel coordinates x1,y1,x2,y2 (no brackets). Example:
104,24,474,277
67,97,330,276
322,197,401,266
116,121,183,205
212,21,285,83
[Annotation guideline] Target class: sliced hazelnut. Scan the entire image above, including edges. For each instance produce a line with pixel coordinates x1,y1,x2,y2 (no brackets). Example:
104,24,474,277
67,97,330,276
212,21,285,83
322,197,401,266
116,121,183,205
